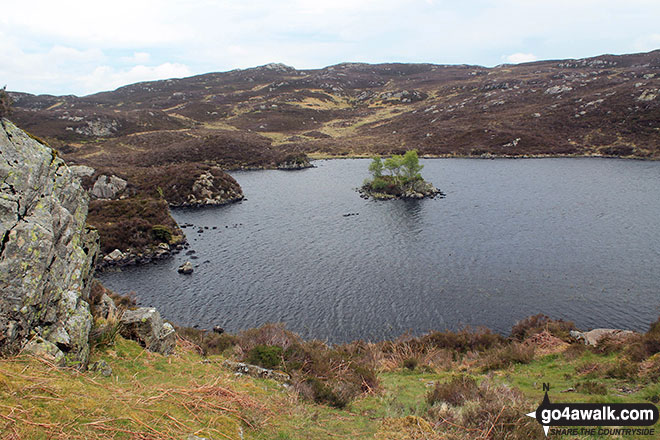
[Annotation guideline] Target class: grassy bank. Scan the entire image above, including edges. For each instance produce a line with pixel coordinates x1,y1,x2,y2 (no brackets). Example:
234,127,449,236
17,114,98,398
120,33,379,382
3,312,660,439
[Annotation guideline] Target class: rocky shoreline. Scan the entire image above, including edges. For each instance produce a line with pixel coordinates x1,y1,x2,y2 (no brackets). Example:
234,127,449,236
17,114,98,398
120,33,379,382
359,179,444,200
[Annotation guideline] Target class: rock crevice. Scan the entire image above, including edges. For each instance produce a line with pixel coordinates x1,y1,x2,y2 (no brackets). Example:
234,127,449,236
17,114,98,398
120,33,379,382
0,119,99,367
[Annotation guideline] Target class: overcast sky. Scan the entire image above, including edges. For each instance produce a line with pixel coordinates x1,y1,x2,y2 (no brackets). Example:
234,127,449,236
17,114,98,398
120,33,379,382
2,0,659,96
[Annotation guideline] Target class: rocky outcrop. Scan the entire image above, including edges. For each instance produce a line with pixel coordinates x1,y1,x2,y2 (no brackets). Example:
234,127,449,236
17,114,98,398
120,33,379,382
90,174,127,199
277,154,313,170
0,119,99,367
179,171,243,207
570,329,635,347
119,307,176,355
359,178,443,200
223,360,290,383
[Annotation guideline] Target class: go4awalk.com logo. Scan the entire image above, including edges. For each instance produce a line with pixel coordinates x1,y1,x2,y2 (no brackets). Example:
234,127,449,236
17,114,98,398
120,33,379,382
525,384,659,437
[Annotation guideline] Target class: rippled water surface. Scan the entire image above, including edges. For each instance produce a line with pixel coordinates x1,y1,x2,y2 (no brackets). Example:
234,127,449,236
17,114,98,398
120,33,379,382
100,158,660,342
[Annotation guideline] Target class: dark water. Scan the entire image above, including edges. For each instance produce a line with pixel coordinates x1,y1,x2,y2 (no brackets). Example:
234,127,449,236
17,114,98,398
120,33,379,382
100,158,660,342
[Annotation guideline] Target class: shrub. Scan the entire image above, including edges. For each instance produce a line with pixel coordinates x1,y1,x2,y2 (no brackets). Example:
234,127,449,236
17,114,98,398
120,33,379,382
89,321,123,352
175,326,238,356
427,375,478,406
402,357,418,370
302,377,350,408
151,225,172,243
481,342,535,371
510,314,576,341
0,86,10,118
246,345,283,369
420,327,504,353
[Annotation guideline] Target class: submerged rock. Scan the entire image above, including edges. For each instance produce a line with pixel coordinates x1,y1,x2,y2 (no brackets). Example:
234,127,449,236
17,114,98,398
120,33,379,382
0,118,99,368
178,261,194,274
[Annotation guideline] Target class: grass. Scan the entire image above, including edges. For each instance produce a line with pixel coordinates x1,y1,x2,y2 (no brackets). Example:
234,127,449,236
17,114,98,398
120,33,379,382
4,315,660,439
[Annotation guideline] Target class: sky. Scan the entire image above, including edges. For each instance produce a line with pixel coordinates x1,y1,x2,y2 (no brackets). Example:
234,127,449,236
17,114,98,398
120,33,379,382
1,0,659,96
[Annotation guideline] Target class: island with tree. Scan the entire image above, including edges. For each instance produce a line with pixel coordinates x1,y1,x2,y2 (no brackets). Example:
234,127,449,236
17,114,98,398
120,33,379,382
359,150,443,200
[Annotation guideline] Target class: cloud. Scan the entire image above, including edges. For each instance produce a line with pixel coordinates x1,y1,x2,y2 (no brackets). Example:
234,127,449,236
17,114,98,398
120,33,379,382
503,53,538,64
2,0,660,95
80,63,192,94
634,34,660,52
121,52,151,64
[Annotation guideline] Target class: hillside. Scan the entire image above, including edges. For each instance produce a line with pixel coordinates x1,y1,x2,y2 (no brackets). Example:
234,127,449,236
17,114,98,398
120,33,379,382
8,50,660,162
3,315,660,439
6,50,660,259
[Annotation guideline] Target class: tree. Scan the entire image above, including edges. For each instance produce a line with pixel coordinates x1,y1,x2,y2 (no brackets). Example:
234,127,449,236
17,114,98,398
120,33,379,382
401,150,423,180
384,154,403,180
368,156,383,177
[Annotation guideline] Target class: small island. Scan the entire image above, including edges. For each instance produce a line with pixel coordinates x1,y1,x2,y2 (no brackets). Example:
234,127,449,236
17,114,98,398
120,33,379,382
359,150,443,200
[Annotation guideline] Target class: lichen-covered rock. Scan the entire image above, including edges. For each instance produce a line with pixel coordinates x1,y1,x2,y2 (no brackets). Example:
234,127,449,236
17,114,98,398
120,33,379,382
119,307,176,355
0,118,99,368
90,175,127,199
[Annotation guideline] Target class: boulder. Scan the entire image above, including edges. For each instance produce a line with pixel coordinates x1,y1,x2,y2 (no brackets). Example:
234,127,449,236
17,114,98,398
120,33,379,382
119,307,176,355
22,337,65,365
103,248,125,263
178,261,194,274
0,119,99,368
90,175,127,199
570,328,635,346
223,360,290,383
68,165,95,178
96,294,117,320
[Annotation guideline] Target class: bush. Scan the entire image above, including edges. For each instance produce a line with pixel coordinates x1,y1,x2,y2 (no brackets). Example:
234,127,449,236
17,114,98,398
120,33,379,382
402,357,418,370
151,225,173,243
481,342,535,371
303,377,350,408
427,375,478,406
419,328,504,353
246,345,283,369
0,86,10,118
510,314,576,341
626,316,660,361
175,326,238,356
427,380,543,440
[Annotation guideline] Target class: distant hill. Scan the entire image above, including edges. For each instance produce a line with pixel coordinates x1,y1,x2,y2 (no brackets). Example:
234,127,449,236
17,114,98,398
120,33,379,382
7,51,659,259
9,50,660,164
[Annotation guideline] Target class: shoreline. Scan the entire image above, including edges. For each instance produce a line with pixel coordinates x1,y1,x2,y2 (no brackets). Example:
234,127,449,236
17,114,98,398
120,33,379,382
307,152,659,161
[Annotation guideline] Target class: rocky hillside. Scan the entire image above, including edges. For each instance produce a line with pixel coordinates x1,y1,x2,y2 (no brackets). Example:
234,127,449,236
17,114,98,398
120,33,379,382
5,50,659,260
0,118,98,366
8,50,660,162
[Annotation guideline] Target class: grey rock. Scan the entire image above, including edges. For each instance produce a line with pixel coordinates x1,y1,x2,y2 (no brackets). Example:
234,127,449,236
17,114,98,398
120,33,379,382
69,165,95,178
0,119,99,368
223,360,290,383
90,175,127,199
23,337,65,365
570,328,635,346
178,261,194,274
97,294,117,320
119,307,176,355
103,248,125,263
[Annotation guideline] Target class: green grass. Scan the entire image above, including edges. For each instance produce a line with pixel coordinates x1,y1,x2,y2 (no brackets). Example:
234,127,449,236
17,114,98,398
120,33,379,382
2,333,660,439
